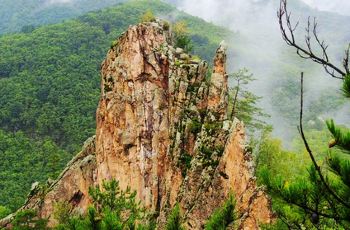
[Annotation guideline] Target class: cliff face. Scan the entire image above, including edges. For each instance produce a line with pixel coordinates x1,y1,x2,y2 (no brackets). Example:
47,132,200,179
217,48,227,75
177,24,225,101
1,20,274,229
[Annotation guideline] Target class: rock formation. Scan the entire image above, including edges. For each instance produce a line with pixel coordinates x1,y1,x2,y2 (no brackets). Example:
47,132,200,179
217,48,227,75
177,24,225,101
1,20,274,229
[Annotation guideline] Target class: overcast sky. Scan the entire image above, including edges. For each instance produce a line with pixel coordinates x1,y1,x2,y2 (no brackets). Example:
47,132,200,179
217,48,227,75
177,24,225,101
46,0,350,16
301,0,350,15
47,0,71,3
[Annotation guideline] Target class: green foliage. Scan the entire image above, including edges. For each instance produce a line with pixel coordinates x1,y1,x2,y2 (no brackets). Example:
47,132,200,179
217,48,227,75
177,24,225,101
200,145,213,157
228,69,270,133
256,133,312,181
163,21,170,31
0,0,230,211
0,0,228,153
89,180,145,229
327,152,350,188
255,128,350,229
342,74,350,98
140,10,156,23
53,201,72,226
257,81,350,228
326,119,350,150
173,21,193,53
0,130,71,211
12,209,48,230
166,204,184,230
205,194,236,230
55,179,149,230
20,25,36,33
179,150,193,176
0,0,125,35
215,145,225,157
188,120,202,134
203,121,222,135
0,205,11,219
270,70,346,131
110,40,119,49
259,161,350,228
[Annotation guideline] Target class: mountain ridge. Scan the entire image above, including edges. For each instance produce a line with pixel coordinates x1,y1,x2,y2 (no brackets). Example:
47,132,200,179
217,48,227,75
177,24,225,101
0,0,233,213
1,19,274,229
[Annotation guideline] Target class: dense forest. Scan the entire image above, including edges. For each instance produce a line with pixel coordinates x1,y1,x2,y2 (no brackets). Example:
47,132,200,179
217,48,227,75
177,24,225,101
0,0,126,34
1,0,350,229
0,0,231,215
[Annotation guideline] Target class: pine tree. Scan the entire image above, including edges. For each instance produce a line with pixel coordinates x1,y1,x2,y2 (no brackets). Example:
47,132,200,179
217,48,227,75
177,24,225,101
259,0,350,228
205,194,236,230
53,179,149,230
228,68,270,132
12,209,48,230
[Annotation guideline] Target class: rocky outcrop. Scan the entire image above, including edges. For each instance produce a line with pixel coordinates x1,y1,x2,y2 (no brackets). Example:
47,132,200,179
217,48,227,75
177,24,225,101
1,20,274,229
0,136,96,228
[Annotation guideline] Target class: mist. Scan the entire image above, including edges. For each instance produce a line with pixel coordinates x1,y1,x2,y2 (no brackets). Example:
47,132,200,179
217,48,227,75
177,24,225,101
302,0,350,16
171,0,350,146
6,0,349,146
46,0,72,3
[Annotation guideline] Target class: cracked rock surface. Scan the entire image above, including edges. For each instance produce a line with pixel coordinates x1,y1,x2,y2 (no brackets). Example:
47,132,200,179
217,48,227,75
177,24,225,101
1,20,274,229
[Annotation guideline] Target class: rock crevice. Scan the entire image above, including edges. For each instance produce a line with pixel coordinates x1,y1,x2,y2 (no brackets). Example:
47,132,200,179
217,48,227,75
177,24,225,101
1,20,274,229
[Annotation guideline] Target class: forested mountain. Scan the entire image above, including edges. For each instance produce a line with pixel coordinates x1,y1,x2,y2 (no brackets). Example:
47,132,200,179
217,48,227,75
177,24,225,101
171,0,350,143
1,0,350,228
0,0,126,34
0,0,232,213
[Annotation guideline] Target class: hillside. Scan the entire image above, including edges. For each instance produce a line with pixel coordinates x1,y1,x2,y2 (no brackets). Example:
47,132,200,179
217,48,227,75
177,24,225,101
0,0,232,212
0,0,126,34
1,19,274,229
170,0,350,143
1,0,350,228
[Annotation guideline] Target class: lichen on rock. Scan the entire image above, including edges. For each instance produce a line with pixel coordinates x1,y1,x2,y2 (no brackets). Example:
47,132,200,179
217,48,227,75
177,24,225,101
1,20,274,229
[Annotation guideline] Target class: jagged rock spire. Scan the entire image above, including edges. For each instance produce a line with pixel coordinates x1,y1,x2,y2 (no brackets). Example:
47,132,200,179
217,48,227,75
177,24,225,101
208,41,228,120
1,22,274,230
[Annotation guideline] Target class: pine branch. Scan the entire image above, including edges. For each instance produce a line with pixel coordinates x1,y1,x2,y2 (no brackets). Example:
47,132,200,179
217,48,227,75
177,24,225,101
342,75,350,98
327,119,350,150
298,72,350,209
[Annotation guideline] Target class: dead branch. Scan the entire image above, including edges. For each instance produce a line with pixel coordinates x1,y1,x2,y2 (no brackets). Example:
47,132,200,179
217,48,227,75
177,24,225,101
278,0,349,79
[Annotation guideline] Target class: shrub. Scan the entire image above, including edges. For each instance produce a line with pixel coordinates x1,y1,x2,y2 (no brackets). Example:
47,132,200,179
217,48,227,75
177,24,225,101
188,120,202,134
140,10,156,23
53,201,72,226
173,21,193,53
12,209,48,230
0,206,10,219
205,194,236,230
166,204,184,230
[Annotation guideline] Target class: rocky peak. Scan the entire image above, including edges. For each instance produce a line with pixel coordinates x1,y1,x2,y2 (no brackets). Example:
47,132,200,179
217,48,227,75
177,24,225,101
1,20,274,229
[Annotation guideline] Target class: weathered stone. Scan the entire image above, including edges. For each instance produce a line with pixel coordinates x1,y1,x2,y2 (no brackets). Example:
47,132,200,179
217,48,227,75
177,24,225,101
175,47,184,55
180,53,190,60
0,136,97,228
1,21,274,229
30,182,39,191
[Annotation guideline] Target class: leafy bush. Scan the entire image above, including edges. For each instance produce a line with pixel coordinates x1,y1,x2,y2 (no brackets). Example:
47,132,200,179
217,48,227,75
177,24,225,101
173,21,193,53
0,206,10,219
140,10,156,23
